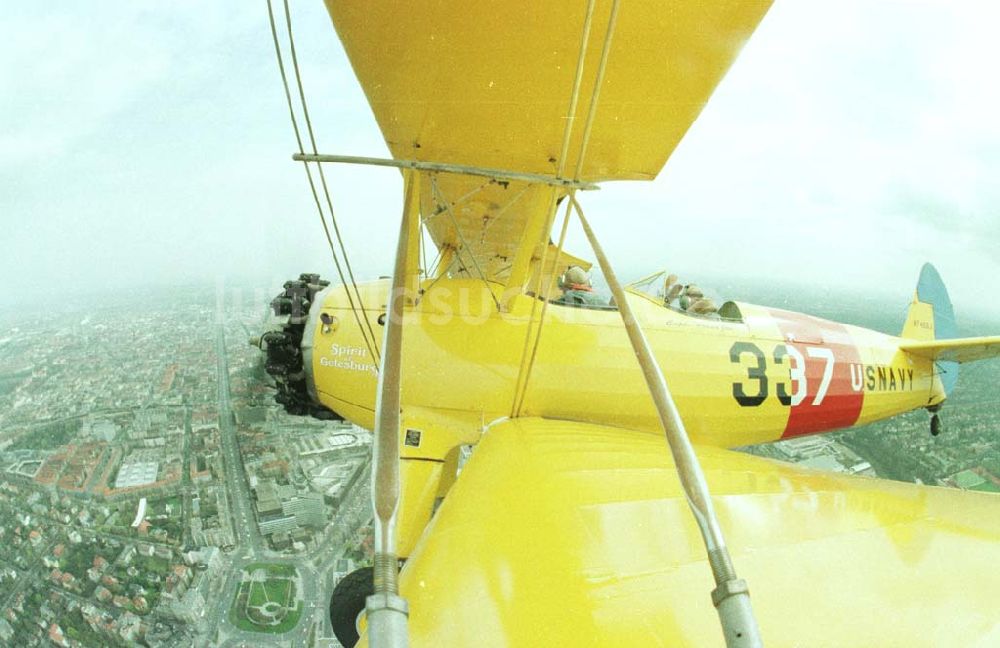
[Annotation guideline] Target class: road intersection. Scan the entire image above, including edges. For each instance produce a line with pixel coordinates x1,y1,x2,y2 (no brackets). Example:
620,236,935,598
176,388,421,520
202,305,367,647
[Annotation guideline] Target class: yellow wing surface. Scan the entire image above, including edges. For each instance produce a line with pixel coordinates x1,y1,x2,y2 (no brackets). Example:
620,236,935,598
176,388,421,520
901,336,1000,364
323,1,773,281
324,0,771,180
363,418,1000,647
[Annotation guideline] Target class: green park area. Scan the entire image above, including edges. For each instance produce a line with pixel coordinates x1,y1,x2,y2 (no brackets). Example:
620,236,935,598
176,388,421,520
953,469,1000,493
229,563,302,634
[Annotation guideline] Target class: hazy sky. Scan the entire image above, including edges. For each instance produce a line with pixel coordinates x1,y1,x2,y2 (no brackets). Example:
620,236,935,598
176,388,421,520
2,2,998,319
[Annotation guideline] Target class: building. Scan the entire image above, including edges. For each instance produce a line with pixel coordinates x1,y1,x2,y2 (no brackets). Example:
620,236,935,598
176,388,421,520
166,570,211,627
282,492,326,528
183,546,222,571
131,497,148,528
258,514,297,536
82,419,118,443
253,480,282,516
114,461,159,489
797,455,846,473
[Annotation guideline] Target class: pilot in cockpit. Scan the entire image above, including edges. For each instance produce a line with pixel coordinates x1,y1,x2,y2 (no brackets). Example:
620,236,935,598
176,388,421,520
556,266,605,307
680,284,720,317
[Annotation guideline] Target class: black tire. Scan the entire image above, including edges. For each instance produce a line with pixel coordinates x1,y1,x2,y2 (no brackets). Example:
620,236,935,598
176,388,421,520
330,567,373,647
931,414,942,437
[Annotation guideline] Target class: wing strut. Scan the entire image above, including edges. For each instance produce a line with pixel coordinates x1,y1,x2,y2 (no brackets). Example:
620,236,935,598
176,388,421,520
572,195,763,648
291,153,598,190
513,0,621,414
366,169,422,647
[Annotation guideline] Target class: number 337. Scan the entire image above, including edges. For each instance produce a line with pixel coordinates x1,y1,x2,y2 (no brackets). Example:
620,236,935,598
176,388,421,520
729,341,834,407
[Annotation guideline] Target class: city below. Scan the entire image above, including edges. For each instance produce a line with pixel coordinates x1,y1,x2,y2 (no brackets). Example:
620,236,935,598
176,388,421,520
0,281,997,647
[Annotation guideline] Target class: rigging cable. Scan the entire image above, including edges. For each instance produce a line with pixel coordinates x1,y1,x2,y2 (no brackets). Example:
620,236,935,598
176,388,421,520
513,0,618,416
426,243,444,280
280,0,382,363
479,184,531,241
431,176,501,309
420,174,533,295
419,248,460,300
419,218,428,287
512,195,574,416
514,0,623,417
427,178,495,220
551,3,763,636
573,0,620,178
509,0,598,417
420,249,464,299
266,0,380,365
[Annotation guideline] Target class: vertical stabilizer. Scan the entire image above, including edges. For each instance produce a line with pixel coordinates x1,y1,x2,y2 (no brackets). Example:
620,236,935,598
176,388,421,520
902,263,959,395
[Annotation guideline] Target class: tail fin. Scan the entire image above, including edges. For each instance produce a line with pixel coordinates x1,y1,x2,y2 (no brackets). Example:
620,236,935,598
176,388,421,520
901,263,959,395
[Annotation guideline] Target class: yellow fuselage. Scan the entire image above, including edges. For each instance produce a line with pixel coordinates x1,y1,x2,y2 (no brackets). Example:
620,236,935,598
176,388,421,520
303,278,941,556
309,278,941,448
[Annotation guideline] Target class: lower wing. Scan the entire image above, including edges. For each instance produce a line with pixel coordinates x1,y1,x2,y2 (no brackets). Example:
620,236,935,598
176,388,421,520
363,418,1000,647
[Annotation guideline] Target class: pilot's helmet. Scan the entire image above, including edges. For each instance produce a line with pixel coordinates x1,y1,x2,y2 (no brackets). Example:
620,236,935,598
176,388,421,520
690,298,718,314
563,266,590,287
685,284,704,298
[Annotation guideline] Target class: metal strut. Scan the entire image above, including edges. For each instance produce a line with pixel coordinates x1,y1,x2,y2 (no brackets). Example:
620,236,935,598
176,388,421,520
291,153,599,190
571,195,762,648
366,170,421,647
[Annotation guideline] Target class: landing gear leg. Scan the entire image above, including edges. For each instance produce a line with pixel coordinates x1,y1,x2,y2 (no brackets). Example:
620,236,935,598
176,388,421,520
930,413,942,437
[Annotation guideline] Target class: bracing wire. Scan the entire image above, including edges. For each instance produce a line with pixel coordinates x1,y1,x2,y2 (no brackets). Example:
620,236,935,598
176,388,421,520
556,0,598,178
509,196,561,418
479,184,532,241
510,0,596,417
419,219,428,284
573,0,620,181
280,0,382,364
427,244,444,279
512,0,621,417
427,178,494,221
419,249,459,299
513,195,575,415
431,176,501,310
266,0,379,367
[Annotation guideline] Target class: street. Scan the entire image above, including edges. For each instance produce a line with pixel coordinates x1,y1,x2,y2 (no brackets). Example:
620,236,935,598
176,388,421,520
203,292,367,647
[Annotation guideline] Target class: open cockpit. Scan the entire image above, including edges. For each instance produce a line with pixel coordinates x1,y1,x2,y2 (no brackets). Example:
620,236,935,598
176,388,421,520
539,266,743,322
624,269,744,322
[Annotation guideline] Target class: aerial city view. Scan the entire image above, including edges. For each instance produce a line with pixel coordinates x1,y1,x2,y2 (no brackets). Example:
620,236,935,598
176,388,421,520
0,280,997,646
4,1,1000,647
0,285,372,646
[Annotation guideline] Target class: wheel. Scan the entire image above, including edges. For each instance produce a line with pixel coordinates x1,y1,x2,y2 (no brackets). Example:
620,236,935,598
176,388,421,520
330,567,373,647
931,414,941,437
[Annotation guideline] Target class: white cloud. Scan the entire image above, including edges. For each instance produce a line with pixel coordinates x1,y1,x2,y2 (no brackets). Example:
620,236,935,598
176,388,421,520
0,1,997,322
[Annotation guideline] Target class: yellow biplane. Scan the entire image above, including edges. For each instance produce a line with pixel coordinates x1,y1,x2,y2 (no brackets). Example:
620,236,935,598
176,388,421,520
257,1,1000,646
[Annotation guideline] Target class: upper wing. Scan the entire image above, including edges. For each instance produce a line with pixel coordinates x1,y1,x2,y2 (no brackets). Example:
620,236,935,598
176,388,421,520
900,336,1000,364
324,0,773,181
365,418,1000,647
324,1,773,282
